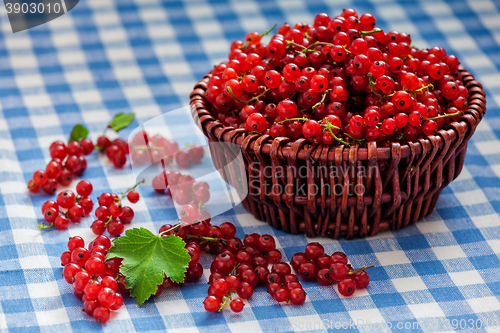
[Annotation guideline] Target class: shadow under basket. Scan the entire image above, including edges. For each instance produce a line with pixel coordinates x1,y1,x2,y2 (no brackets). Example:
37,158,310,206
189,66,486,239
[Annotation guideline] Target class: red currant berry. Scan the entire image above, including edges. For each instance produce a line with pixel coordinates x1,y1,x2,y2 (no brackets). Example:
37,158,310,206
230,298,244,313
338,278,356,297
289,287,306,305
305,242,325,261
127,190,140,203
85,257,105,276
33,170,48,186
68,204,84,223
330,262,349,281
237,282,254,299
257,234,276,252
62,263,81,284
93,306,110,324
120,206,135,224
204,295,221,312
352,270,370,289
107,220,125,237
57,190,76,209
76,180,93,197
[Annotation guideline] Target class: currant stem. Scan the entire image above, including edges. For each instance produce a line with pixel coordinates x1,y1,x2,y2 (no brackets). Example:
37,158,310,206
229,263,240,276
120,179,145,200
426,111,462,121
360,28,383,35
218,293,233,312
185,234,228,242
324,118,351,146
277,117,310,124
368,74,383,103
285,41,306,50
261,23,277,37
312,89,331,109
37,222,54,231
347,265,375,276
413,83,434,94
104,215,113,227
158,222,185,237
226,87,270,105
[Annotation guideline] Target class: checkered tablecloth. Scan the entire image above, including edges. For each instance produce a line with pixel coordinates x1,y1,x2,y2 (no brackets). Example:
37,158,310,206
2,0,500,332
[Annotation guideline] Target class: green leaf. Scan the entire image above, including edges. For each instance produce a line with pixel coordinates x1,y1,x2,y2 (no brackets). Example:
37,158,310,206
106,228,190,305
109,113,135,132
68,124,89,143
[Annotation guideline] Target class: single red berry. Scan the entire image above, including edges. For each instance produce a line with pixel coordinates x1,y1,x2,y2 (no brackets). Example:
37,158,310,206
330,262,349,281
330,251,348,265
257,234,276,252
33,170,48,186
27,180,40,193
119,206,135,224
62,263,81,284
54,215,69,230
204,295,221,312
107,220,125,237
338,278,357,297
76,180,93,197
305,242,325,261
289,287,306,305
93,306,110,324
352,270,370,289
230,298,245,312
317,268,335,285
57,190,76,209
68,204,84,223
127,190,140,203
44,207,59,223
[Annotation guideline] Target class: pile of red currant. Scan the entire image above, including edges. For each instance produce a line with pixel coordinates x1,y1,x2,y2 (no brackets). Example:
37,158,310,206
91,181,142,237
291,242,371,296
203,231,309,312
152,171,211,207
129,130,205,168
28,138,94,194
61,235,123,324
96,136,130,169
205,9,466,146
39,181,94,230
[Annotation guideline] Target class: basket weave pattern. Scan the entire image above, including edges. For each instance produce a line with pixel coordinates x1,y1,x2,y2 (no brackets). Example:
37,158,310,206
190,67,486,239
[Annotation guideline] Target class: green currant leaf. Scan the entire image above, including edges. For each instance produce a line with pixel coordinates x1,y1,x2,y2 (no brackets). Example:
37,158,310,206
68,124,89,143
106,227,189,305
109,113,135,132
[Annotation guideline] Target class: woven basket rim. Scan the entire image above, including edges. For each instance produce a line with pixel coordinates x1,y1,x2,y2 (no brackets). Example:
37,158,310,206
190,66,486,162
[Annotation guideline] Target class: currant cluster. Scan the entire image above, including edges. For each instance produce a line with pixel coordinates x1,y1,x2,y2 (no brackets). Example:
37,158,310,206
96,136,130,169
291,242,371,297
204,231,308,312
129,130,205,168
152,171,211,207
38,181,94,230
61,235,124,324
205,9,466,146
91,182,142,237
28,139,94,194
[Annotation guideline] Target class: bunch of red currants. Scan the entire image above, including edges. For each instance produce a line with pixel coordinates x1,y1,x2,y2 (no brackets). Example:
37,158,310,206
28,139,94,194
91,182,142,237
39,181,94,230
291,242,371,297
153,171,211,207
205,8,466,146
61,235,124,324
128,131,205,168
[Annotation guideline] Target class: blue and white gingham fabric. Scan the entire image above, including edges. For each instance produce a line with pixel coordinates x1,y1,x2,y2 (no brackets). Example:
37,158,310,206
2,0,500,332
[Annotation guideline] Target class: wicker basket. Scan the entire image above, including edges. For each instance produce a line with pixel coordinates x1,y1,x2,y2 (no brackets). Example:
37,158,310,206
189,67,486,239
